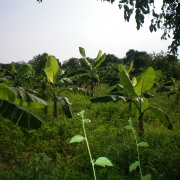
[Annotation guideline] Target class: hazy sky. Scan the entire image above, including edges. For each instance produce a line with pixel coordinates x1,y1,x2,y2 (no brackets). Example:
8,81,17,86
0,0,178,64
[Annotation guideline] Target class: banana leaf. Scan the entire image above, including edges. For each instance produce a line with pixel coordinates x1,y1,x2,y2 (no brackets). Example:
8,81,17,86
91,95,127,103
0,100,43,129
145,106,173,130
56,96,72,118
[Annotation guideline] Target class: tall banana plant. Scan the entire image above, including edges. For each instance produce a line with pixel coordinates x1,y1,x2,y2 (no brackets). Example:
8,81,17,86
68,47,106,93
91,66,173,136
43,56,93,119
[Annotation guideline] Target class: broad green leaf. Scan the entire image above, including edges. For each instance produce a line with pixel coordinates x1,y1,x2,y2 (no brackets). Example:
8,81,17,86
155,70,162,82
95,50,102,61
134,67,155,96
0,100,43,129
69,135,85,143
57,96,72,118
82,119,91,123
129,161,139,172
124,125,133,130
0,84,49,111
94,53,106,68
90,95,127,103
141,174,151,180
16,64,34,81
94,157,113,167
44,56,59,84
79,47,86,58
138,142,149,147
148,106,173,130
120,71,137,98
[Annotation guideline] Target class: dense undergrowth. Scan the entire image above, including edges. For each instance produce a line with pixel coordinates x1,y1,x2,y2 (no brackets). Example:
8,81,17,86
0,84,180,180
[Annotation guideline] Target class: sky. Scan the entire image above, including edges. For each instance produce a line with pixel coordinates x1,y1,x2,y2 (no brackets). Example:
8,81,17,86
0,0,179,64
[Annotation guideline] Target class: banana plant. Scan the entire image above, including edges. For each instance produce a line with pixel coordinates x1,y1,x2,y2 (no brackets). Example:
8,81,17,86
155,70,173,93
0,63,36,91
91,66,173,136
68,47,106,93
0,83,50,129
167,77,180,104
42,56,93,119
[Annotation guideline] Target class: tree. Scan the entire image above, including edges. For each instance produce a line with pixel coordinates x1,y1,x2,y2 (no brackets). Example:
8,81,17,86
28,53,61,75
150,51,180,78
99,54,122,67
123,49,152,70
103,0,180,56
28,53,49,75
62,58,81,71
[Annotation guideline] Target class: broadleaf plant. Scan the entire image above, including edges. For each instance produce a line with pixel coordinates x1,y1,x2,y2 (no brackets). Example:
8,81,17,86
42,56,93,118
91,65,173,136
69,110,113,180
68,47,106,93
125,118,151,180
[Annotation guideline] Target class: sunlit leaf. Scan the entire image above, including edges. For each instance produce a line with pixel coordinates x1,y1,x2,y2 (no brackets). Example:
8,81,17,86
120,71,137,98
69,135,85,143
83,119,91,123
0,83,49,111
134,67,155,96
138,142,149,147
44,56,59,84
94,157,113,167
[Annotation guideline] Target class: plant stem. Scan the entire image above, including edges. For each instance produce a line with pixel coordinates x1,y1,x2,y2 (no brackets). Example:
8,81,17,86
82,118,96,180
130,120,143,178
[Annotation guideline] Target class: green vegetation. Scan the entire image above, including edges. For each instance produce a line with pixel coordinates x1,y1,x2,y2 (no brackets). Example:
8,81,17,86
0,48,180,179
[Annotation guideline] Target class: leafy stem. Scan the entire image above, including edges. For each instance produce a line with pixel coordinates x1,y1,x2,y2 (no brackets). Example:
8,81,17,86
125,118,151,180
129,118,143,178
69,110,113,180
81,113,96,180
